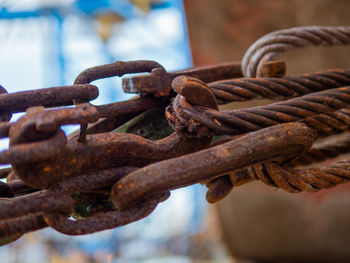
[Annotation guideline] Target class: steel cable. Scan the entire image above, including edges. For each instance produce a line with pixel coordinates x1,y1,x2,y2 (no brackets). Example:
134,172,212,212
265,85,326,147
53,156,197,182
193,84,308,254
292,134,350,166
209,68,350,104
2,34,350,245
168,76,350,202
168,78,350,137
241,26,350,77
250,160,350,193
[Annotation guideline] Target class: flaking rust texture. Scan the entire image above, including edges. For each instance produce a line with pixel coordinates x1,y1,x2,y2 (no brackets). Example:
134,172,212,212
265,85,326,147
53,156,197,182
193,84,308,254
1,25,350,253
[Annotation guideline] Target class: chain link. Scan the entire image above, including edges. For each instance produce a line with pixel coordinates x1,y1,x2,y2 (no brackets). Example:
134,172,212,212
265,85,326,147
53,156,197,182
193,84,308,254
1,26,350,245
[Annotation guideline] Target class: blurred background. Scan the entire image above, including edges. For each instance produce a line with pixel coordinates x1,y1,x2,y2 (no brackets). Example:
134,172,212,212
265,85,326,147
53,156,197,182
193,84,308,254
1,0,350,262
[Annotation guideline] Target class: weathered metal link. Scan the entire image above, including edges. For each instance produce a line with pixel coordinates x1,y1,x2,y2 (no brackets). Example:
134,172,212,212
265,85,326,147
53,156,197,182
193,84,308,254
0,193,169,238
0,129,66,165
172,76,219,109
0,84,98,114
2,24,350,246
209,68,350,104
0,167,144,238
1,104,101,166
50,166,138,194
43,192,169,235
205,175,233,204
166,76,219,137
122,61,242,96
94,96,166,119
9,74,214,189
0,191,73,220
0,213,46,239
12,132,210,189
0,190,73,239
74,60,168,142
111,122,314,209
191,134,350,202
0,167,137,224
242,26,350,77
9,104,98,144
74,60,165,85
0,59,245,242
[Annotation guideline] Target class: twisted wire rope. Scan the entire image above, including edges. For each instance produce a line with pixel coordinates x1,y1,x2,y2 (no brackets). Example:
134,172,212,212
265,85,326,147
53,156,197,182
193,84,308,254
292,134,350,166
3,26,350,241
250,159,350,193
170,74,350,196
241,26,350,77
209,68,350,104
169,86,350,137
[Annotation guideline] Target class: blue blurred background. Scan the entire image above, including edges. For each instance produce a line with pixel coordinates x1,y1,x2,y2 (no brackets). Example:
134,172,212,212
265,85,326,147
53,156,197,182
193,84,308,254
0,1,230,262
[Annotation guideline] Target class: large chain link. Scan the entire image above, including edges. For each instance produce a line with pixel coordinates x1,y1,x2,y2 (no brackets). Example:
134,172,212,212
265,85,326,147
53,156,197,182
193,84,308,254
1,26,350,245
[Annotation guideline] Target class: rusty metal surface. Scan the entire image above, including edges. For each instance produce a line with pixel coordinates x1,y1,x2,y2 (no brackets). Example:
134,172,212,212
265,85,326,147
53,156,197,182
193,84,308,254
111,122,314,209
0,26,350,248
168,79,350,137
0,84,98,114
122,61,242,96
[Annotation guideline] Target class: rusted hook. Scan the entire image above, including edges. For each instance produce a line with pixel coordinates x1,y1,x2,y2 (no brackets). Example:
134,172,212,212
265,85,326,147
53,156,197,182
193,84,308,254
111,122,315,209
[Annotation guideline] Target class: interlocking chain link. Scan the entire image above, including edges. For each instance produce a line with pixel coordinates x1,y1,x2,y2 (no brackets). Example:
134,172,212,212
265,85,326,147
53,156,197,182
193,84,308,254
1,26,350,245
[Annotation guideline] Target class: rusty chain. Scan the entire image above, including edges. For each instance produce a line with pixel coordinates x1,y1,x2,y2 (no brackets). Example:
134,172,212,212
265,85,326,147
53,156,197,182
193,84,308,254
0,25,350,245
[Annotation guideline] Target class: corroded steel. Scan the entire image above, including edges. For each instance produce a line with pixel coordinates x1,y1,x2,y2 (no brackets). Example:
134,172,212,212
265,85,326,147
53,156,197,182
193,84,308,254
0,84,98,114
167,76,350,137
73,60,169,142
1,26,350,246
111,122,315,209
122,61,242,96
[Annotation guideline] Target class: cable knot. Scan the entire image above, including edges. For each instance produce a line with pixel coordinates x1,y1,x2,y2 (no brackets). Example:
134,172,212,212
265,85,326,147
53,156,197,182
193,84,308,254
166,75,218,137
